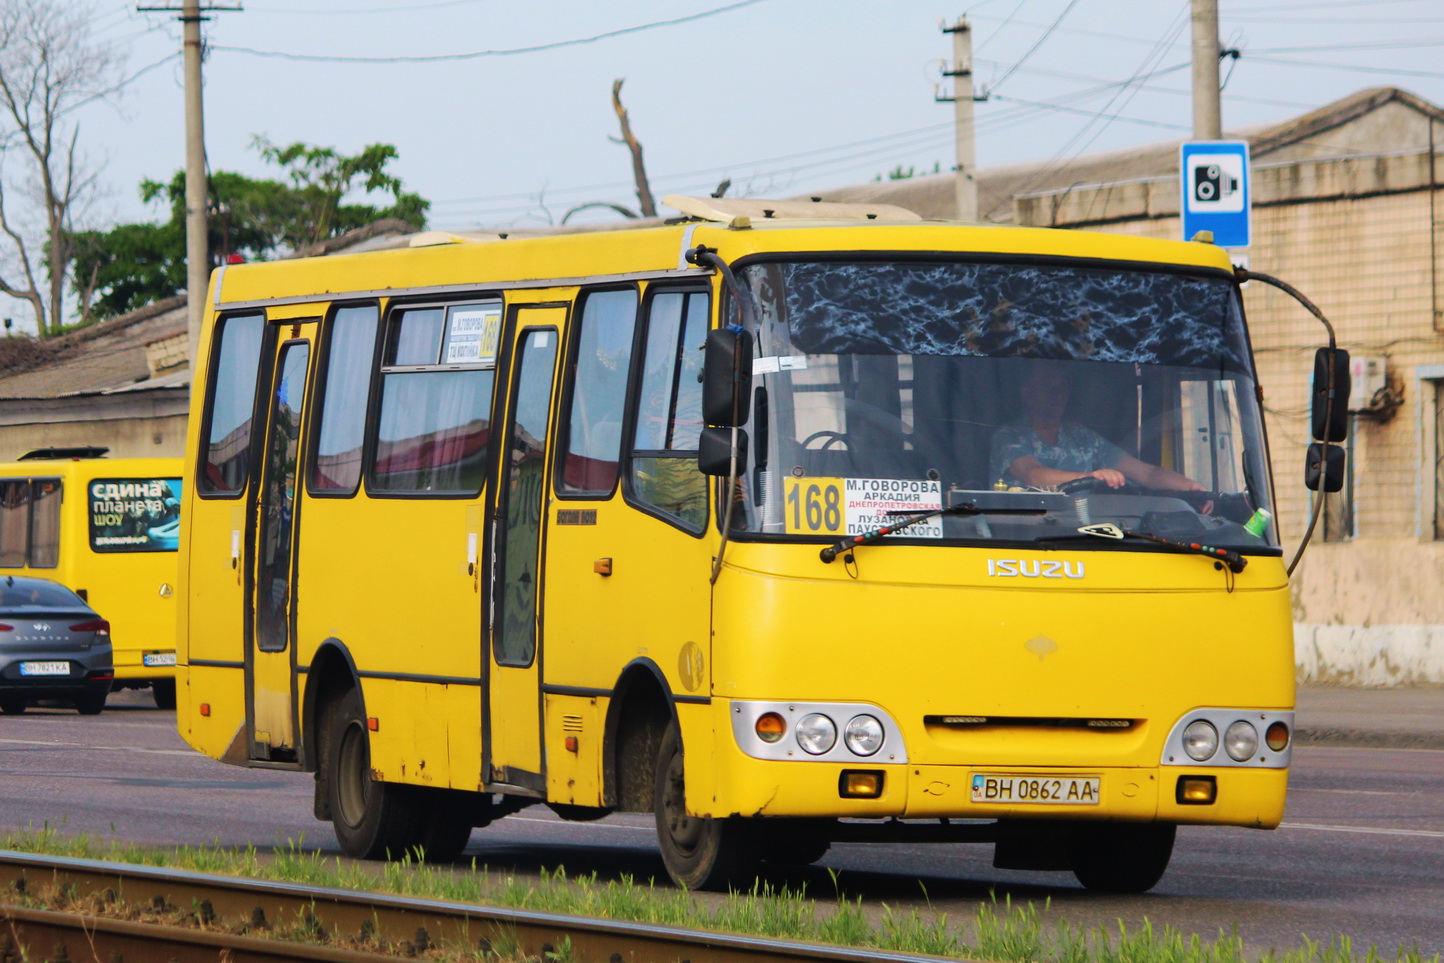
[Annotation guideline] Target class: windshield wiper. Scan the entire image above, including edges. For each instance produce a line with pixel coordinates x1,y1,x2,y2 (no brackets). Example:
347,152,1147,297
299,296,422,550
819,501,1048,563
1043,522,1247,573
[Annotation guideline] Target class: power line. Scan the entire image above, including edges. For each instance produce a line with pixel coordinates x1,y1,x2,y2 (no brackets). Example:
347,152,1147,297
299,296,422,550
1007,7,1190,201
989,94,1191,131
247,0,486,13
1245,53,1444,79
986,0,1080,93
211,0,768,63
433,83,1141,216
1249,37,1444,52
972,57,1316,108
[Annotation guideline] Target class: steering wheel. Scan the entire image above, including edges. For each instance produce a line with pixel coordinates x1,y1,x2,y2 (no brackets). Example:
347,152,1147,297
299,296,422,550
1058,476,1142,497
801,430,850,450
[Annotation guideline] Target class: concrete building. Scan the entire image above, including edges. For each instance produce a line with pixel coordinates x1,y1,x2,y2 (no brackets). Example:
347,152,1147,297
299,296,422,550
1,90,1438,683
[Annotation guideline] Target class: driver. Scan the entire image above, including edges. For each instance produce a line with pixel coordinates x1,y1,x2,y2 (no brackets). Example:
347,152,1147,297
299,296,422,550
989,365,1206,494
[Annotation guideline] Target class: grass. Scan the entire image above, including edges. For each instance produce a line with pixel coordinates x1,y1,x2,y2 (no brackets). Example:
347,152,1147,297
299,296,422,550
0,826,1437,963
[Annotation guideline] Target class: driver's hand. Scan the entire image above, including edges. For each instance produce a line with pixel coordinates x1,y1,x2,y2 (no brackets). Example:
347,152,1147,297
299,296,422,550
1181,478,1214,515
1086,468,1127,488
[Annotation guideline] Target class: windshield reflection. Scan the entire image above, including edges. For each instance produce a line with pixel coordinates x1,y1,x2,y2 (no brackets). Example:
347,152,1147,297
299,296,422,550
730,259,1276,552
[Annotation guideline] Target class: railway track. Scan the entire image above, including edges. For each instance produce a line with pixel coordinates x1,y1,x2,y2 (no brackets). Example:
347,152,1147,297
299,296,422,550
0,850,963,962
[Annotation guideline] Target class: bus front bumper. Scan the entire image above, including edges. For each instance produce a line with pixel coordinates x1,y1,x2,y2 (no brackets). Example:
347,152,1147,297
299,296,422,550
706,743,1287,828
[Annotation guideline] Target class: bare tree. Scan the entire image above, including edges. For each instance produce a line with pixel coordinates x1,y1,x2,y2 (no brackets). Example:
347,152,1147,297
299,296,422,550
0,0,119,336
609,79,657,218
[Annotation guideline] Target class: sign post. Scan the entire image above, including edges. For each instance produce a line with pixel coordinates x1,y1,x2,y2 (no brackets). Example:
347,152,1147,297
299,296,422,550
1180,140,1251,249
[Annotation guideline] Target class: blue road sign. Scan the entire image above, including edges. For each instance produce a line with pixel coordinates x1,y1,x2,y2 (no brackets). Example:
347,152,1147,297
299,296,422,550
1180,140,1250,248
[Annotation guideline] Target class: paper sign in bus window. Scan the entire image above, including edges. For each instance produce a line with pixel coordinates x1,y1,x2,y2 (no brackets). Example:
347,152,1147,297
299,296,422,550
446,307,501,364
782,476,943,538
89,478,184,553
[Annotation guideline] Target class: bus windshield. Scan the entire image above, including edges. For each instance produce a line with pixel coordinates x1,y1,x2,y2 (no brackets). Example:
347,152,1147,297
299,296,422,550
732,258,1277,552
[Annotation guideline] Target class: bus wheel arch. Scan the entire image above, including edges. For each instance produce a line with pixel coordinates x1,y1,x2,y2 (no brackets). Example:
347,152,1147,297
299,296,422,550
302,639,362,820
602,658,675,813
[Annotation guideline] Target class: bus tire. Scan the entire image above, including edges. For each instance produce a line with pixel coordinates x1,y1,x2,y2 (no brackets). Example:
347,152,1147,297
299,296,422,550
323,687,420,859
412,790,474,863
653,721,759,890
0,697,26,715
152,679,177,710
1070,822,1175,893
759,820,833,865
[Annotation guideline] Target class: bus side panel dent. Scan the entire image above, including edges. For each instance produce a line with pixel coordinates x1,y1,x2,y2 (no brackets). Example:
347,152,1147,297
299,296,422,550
362,678,437,787
175,664,247,763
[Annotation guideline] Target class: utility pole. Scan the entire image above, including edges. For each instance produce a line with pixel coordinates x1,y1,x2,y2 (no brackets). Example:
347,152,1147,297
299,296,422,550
1191,0,1222,139
938,16,985,222
137,2,239,370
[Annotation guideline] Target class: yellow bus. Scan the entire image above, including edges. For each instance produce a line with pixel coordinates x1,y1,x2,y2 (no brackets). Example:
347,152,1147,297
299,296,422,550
177,197,1343,892
0,449,182,708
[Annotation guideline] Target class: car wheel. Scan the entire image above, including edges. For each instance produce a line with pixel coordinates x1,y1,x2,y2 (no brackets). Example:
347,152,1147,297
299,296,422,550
653,721,760,890
75,691,107,715
152,679,177,710
0,696,26,715
323,687,420,859
1071,822,1175,892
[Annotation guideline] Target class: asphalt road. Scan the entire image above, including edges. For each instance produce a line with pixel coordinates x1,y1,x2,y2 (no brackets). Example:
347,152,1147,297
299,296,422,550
1,692,1440,957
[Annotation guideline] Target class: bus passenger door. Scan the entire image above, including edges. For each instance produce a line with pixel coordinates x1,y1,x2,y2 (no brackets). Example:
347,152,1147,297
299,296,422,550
486,309,562,791
247,329,314,764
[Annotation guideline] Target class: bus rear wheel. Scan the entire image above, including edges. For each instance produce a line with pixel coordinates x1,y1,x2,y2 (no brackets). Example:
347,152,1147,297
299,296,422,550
323,687,420,859
1070,822,1175,893
653,722,759,890
152,679,176,710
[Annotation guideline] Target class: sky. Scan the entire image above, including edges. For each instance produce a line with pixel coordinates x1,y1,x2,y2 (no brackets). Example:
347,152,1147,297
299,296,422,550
9,0,1444,326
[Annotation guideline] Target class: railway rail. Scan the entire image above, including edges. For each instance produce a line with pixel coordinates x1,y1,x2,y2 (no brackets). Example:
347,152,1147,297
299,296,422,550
0,850,962,962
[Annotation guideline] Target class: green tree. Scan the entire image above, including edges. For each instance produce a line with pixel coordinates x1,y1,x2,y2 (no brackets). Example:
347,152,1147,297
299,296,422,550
69,140,428,323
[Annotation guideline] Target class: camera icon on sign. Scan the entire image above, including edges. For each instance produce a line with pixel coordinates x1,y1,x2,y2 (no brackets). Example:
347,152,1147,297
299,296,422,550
1193,164,1239,203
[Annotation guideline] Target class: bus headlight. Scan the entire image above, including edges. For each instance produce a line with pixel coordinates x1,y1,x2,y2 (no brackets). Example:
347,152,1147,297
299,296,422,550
1183,720,1219,761
843,714,884,756
1225,720,1259,761
796,713,837,755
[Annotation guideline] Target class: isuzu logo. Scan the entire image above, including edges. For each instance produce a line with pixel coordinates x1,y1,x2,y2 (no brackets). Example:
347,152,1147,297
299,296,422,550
987,559,1085,579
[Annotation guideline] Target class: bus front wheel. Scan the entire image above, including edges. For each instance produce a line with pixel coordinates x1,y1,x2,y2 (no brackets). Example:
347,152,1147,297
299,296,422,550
1070,822,1175,893
323,688,420,859
653,722,759,890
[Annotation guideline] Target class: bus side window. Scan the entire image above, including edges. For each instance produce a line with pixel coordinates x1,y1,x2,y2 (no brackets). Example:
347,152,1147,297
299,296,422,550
0,479,30,567
558,288,639,496
200,313,266,495
627,289,708,532
371,302,497,495
28,480,60,568
311,304,380,495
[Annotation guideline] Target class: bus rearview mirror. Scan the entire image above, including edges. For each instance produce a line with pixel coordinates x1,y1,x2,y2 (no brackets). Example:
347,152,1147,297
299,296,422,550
698,427,748,476
702,328,753,427
1304,442,1345,493
1311,347,1350,443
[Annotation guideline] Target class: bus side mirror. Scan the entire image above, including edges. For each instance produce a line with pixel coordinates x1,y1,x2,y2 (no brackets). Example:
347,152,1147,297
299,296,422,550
1305,442,1346,492
702,328,753,427
698,427,748,476
1311,347,1351,443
